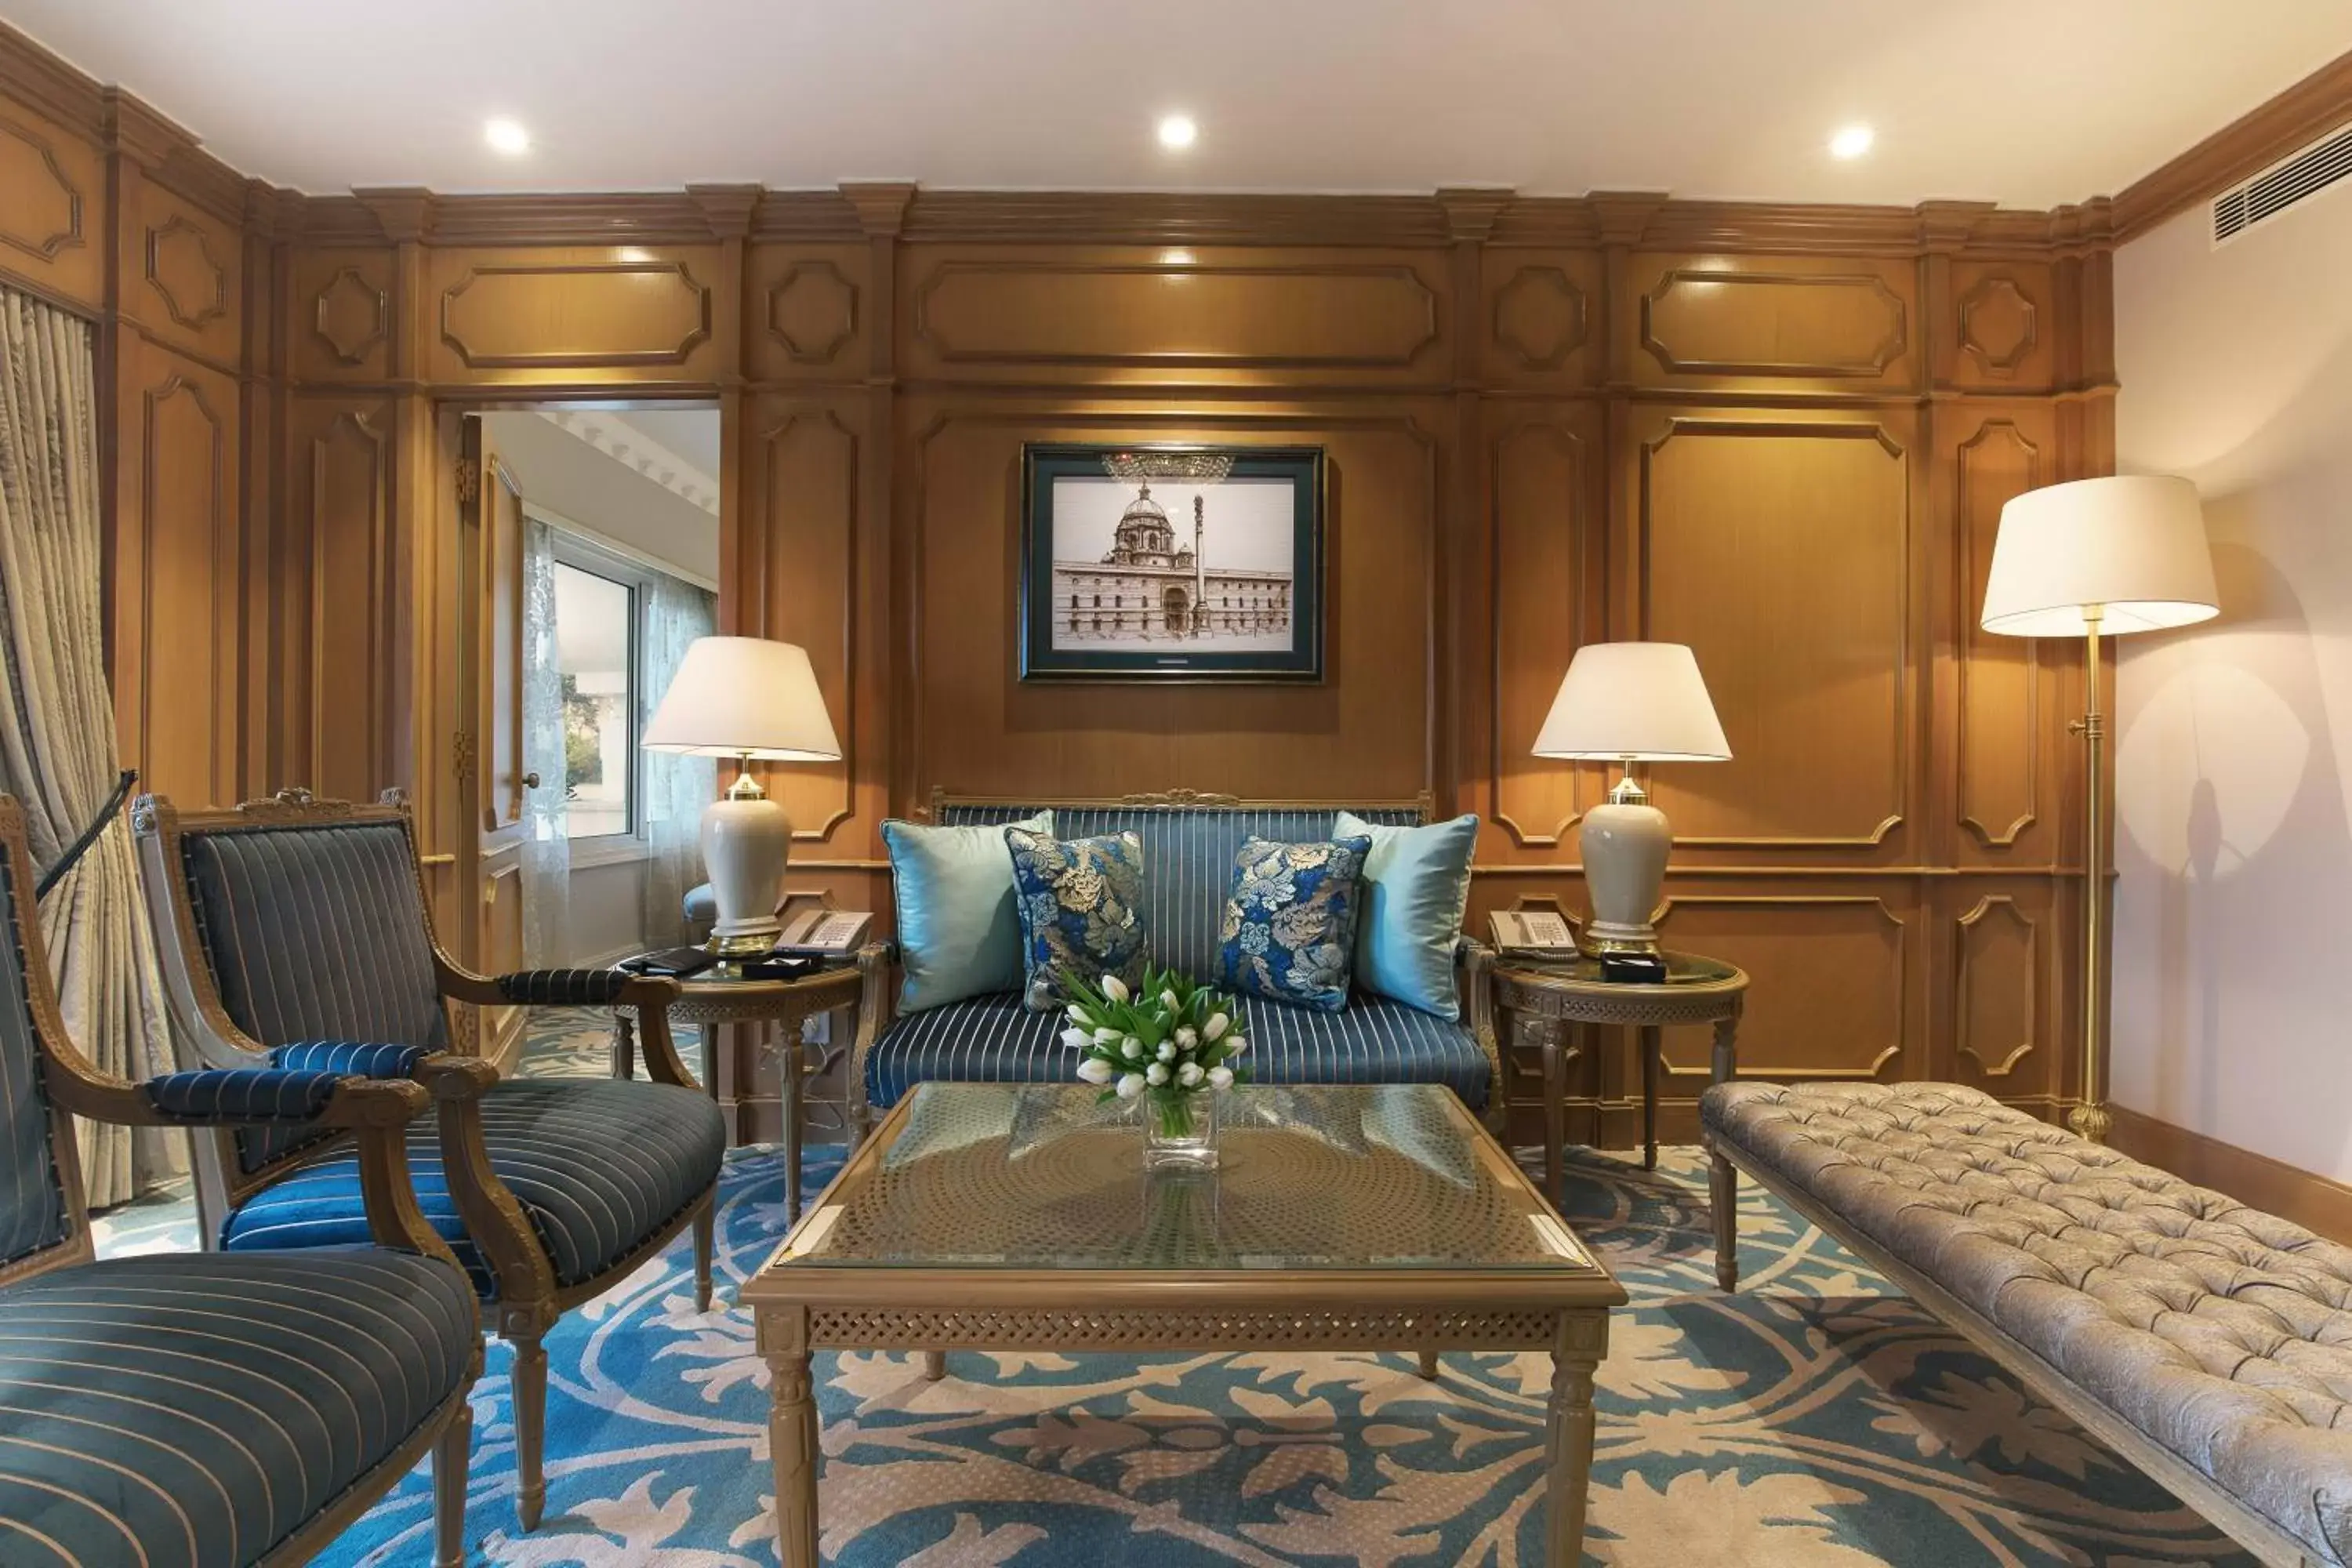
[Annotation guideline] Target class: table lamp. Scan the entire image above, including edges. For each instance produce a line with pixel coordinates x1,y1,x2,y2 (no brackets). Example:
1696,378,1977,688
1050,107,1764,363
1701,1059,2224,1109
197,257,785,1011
1980,474,2216,1142
1533,642,1732,956
643,636,841,956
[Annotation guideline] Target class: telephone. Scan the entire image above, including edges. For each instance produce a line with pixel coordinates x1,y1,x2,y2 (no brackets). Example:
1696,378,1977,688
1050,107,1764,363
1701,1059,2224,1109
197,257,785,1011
1489,909,1579,958
775,907,874,955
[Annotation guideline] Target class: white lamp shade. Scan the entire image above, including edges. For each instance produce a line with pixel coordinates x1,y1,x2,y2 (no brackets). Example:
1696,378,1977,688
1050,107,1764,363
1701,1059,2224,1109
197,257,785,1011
641,636,841,761
1981,474,2218,638
1533,641,1731,762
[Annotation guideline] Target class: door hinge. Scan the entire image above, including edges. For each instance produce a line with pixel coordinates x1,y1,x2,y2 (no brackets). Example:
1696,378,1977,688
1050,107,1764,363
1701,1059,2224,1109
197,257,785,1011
453,456,481,504
451,730,477,782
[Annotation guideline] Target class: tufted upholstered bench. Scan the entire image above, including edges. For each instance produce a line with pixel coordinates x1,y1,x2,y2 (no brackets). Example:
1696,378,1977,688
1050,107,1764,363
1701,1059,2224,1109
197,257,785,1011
1702,1080,2352,1567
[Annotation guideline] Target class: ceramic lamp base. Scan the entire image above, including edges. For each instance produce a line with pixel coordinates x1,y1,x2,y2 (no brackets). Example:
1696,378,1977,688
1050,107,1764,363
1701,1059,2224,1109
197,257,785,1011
700,791,792,956
1579,799,1671,956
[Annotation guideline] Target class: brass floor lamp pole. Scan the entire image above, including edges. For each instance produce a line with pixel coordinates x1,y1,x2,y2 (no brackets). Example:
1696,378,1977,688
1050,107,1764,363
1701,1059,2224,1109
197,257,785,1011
2071,605,2109,1142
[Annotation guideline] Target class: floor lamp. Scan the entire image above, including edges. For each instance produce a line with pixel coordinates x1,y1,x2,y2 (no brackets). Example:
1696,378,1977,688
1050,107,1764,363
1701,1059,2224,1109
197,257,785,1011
1980,474,2216,1142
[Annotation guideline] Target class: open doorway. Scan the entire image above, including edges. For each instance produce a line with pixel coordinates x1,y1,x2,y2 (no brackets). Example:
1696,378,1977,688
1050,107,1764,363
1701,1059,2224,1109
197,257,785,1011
456,404,720,1063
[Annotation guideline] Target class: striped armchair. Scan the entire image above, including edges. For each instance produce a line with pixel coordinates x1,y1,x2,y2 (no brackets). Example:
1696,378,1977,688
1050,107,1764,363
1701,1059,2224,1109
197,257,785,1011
0,795,481,1568
851,792,1500,1140
132,789,728,1534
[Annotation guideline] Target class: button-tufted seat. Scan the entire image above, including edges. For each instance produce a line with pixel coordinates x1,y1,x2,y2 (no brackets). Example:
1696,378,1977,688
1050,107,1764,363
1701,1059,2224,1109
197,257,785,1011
1704,1080,2352,1566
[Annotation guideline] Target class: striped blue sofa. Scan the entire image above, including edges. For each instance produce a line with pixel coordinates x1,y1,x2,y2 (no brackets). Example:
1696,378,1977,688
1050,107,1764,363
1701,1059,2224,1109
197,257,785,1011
0,794,481,1568
851,794,1499,1137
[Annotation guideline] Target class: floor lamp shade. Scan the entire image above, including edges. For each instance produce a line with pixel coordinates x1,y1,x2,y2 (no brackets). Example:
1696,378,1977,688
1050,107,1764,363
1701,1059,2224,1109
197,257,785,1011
1533,642,1730,956
1981,475,2219,637
1979,474,2216,1143
644,637,842,954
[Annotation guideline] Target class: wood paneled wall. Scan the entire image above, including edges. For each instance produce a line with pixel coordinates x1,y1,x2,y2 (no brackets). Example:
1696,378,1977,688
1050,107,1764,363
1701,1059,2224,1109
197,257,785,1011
0,24,2122,1143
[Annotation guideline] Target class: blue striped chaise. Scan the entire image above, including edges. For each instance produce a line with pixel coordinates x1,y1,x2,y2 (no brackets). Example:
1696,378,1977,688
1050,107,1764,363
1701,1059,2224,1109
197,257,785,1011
0,793,481,1568
851,793,1500,1140
132,788,726,1534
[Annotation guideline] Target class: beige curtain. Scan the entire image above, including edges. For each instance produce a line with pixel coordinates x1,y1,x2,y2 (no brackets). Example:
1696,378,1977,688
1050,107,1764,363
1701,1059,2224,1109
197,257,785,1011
0,286,181,1207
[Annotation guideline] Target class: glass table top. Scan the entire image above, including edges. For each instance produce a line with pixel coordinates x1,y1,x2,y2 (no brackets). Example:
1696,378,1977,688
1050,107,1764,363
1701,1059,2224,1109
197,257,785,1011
772,1083,1602,1276
1498,950,1741,989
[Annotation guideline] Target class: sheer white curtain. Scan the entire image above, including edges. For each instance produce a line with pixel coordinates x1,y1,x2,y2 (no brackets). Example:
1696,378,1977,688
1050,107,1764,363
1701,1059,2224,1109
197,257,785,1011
518,516,572,967
641,576,716,949
0,287,181,1206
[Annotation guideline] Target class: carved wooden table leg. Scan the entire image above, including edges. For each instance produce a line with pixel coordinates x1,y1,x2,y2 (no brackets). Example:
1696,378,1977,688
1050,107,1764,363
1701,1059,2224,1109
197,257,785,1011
1708,1007,1741,1288
1639,1024,1661,1171
1535,1015,1566,1204
763,1311,821,1568
920,1349,946,1381
1417,1347,1440,1380
782,1024,806,1224
1546,1312,1606,1564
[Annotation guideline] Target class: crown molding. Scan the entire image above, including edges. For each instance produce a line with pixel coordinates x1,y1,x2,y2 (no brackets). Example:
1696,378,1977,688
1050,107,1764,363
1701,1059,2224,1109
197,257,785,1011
536,408,720,517
2111,47,2352,242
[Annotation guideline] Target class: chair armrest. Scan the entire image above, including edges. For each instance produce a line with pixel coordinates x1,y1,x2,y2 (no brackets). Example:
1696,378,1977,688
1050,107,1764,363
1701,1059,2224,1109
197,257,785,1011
848,942,898,1141
1454,936,1504,1134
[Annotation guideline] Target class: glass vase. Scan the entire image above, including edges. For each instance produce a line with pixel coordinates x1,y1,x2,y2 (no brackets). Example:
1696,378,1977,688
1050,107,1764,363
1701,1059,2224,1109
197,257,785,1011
1144,1086,1219,1168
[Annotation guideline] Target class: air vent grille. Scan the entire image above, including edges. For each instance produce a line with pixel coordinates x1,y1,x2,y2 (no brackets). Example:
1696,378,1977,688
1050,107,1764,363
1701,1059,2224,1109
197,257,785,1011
2213,121,2352,245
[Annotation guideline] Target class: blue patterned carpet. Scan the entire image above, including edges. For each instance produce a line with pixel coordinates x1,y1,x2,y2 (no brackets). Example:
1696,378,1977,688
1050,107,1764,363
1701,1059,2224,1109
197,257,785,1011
93,1019,2252,1566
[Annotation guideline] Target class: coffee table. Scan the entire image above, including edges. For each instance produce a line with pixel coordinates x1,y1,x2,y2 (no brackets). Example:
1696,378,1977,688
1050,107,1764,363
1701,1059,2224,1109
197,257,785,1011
742,1081,1625,1566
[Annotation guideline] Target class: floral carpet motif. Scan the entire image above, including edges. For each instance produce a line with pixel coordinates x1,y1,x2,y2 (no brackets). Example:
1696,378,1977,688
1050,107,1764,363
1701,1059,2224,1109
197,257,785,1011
93,1014,2252,1566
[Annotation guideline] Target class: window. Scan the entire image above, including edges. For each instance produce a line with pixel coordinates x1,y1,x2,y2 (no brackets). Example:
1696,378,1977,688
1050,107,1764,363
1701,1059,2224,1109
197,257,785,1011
553,560,637,839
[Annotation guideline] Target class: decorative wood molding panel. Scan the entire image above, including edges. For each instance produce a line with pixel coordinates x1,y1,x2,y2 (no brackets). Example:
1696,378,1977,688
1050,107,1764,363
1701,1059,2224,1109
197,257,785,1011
1639,266,1908,379
1955,417,2044,850
1956,274,2038,377
766,259,858,365
1492,264,1588,370
0,110,81,260
758,408,858,841
1639,416,1911,849
1954,894,2038,1081
437,256,713,369
911,257,1443,371
312,266,390,368
307,408,390,799
1654,894,1909,1080
136,365,234,806
143,212,227,330
1490,415,1592,848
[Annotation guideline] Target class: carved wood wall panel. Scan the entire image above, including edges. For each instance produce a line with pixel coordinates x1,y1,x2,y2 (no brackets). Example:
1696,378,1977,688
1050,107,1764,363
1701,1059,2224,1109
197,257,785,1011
904,250,1449,383
1947,263,2055,391
298,402,395,800
118,347,240,808
426,246,722,383
752,404,860,842
1954,412,2049,855
908,404,1439,803
1653,892,1914,1082
1952,891,2042,1089
0,103,99,307
1629,256,1917,391
127,187,241,368
1637,414,1914,854
292,249,397,383
1488,410,1602,848
1481,252,1602,387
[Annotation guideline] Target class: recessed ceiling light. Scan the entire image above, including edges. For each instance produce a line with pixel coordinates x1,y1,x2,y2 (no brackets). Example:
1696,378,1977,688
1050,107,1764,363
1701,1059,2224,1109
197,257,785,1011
484,117,531,155
1828,124,1875,160
1157,114,1198,151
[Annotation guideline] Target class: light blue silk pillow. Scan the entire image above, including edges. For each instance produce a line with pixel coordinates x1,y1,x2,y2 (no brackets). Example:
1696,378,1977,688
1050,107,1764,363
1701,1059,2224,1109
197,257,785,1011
882,811,1052,1012
1336,811,1479,1021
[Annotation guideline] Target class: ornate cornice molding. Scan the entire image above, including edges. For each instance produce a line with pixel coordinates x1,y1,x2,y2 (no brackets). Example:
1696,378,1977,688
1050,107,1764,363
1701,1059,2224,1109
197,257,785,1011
535,409,720,517
2112,47,2352,241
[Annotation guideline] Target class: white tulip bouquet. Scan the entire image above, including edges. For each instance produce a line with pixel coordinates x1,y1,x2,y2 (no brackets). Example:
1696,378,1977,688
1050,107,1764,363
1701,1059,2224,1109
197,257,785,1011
1061,965,1249,1144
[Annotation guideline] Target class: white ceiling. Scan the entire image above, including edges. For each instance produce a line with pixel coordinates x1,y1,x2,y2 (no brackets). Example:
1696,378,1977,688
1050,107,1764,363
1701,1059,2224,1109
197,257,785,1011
481,410,720,585
10,1,2351,207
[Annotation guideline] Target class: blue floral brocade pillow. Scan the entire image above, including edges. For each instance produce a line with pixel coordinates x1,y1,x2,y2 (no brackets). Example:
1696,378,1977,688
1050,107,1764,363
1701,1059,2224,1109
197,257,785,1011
1215,834,1373,1012
1004,826,1151,1011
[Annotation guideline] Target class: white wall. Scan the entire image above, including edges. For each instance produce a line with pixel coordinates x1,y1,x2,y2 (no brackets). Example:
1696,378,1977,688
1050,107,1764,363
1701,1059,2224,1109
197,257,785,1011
2111,187,2352,1184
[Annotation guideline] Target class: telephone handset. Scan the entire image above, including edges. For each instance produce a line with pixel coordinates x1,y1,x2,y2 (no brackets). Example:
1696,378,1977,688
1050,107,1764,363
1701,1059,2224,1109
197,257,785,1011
1489,909,1579,957
775,908,874,955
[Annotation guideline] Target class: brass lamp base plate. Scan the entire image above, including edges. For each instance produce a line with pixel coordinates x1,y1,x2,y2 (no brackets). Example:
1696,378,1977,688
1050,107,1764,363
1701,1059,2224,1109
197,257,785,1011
706,930,778,959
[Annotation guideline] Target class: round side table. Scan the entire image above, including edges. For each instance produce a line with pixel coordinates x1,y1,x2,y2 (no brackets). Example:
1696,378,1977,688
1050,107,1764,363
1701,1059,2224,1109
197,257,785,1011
612,960,865,1223
1490,952,1748,1200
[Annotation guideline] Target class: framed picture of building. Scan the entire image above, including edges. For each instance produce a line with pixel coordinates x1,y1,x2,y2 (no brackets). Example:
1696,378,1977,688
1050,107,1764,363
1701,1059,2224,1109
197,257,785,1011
1018,443,1326,682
